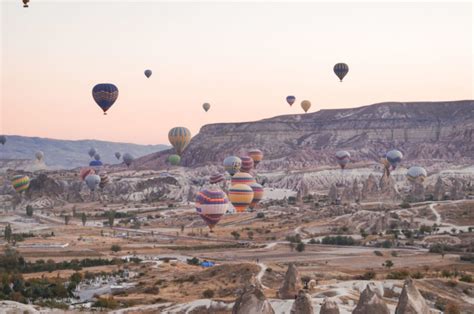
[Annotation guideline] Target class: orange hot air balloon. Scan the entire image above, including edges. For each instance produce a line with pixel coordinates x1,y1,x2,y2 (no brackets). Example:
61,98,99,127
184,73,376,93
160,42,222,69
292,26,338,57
228,184,254,213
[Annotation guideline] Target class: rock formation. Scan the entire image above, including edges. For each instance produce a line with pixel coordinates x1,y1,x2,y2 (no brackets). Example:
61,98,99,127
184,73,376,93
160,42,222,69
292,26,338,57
395,278,431,314
320,298,340,314
232,284,275,314
352,284,390,314
433,176,445,201
278,263,302,299
290,290,314,314
409,182,425,202
362,174,379,200
328,184,339,204
379,172,401,201
450,178,465,200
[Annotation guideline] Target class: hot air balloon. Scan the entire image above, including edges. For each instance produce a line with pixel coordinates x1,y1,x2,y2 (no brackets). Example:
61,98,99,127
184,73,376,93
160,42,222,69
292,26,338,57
406,166,427,183
92,83,119,115
144,69,152,78
88,148,96,158
240,156,254,173
12,175,30,193
335,150,351,169
168,154,181,166
0,135,6,146
210,173,226,185
80,168,95,181
286,96,296,106
334,63,349,82
386,150,403,169
85,174,101,191
99,172,109,189
168,127,191,156
94,153,101,161
228,184,254,213
89,160,103,167
195,188,229,232
23,0,29,8
301,100,311,113
115,152,121,160
249,183,264,209
123,153,134,167
248,149,263,168
223,156,241,176
35,151,44,162
202,103,210,112
231,172,256,187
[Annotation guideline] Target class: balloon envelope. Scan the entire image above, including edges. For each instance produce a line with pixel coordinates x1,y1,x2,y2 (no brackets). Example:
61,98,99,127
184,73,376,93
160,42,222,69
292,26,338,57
334,63,349,82
94,153,101,161
228,184,254,213
80,168,95,181
12,175,30,193
386,150,403,169
210,173,226,185
144,69,152,78
123,153,134,167
195,188,229,230
249,183,264,209
168,127,191,156
223,156,241,176
240,156,254,173
35,151,44,162
0,135,6,145
89,160,103,167
202,103,210,112
301,100,311,113
248,149,263,167
231,172,256,187
168,154,181,166
88,148,96,158
85,174,101,191
286,96,296,106
92,83,119,115
115,152,121,160
407,166,427,183
335,150,351,169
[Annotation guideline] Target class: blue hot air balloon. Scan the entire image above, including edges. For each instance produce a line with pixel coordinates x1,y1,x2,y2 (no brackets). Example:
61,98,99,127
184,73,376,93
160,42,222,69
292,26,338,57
286,96,296,106
92,83,119,115
144,69,152,78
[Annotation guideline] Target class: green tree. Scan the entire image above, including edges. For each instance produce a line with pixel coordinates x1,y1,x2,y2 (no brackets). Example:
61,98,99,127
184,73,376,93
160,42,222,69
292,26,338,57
81,213,87,226
108,210,115,228
111,244,121,253
25,205,33,217
4,224,12,243
296,242,305,252
383,260,394,270
64,215,70,225
231,231,240,240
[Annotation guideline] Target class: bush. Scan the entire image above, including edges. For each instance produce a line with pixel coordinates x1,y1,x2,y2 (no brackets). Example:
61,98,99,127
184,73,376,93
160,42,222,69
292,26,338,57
460,274,473,283
444,302,460,314
111,245,121,252
411,271,424,279
373,251,384,257
202,289,214,298
286,234,302,243
360,271,376,280
187,257,200,266
94,297,119,309
386,270,410,279
256,212,265,218
321,236,356,246
296,242,305,252
400,201,411,209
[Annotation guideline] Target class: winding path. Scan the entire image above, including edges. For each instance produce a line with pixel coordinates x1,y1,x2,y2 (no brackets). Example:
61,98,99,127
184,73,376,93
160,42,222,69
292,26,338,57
256,262,269,289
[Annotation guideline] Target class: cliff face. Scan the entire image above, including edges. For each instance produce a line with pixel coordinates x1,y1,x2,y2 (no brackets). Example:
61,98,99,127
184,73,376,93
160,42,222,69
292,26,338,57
177,101,473,169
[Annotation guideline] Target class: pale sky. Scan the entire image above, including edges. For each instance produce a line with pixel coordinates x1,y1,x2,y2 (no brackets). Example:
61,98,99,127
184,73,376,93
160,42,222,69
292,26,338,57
1,1,473,144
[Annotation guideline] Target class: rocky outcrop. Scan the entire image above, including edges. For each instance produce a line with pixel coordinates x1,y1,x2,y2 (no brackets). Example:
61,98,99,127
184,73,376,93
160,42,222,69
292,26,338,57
395,278,431,314
450,179,465,200
408,182,425,202
328,184,339,204
352,284,390,314
433,176,445,201
278,263,302,299
232,284,274,314
379,172,401,201
320,298,340,314
290,290,313,314
362,174,379,200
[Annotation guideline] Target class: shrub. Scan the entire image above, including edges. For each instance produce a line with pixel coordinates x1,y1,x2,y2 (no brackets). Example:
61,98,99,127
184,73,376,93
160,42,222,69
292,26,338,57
202,289,214,298
444,302,460,314
111,245,121,252
386,270,410,279
187,257,200,266
411,271,424,279
374,251,383,257
321,236,356,246
460,274,473,283
256,212,265,218
360,271,376,280
296,242,305,252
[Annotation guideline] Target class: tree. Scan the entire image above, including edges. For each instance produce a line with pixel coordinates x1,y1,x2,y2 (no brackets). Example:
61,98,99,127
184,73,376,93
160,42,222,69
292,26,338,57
181,225,185,233
296,242,305,252
108,210,115,228
231,231,240,240
64,215,70,225
4,224,12,243
111,244,121,253
301,276,311,289
81,213,87,226
383,260,394,270
26,205,33,217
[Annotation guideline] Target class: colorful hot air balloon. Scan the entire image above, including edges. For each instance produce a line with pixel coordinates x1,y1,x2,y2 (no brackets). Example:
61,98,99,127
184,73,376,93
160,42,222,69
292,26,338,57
168,127,191,156
195,188,229,231
88,148,96,158
223,156,241,176
85,174,101,191
286,96,296,106
94,153,101,161
115,152,121,160
228,184,254,213
202,103,210,112
144,69,152,78
80,168,95,181
12,175,30,193
123,153,134,167
231,172,256,187
248,149,263,168
301,100,311,113
92,83,119,115
210,173,226,185
240,156,254,173
168,154,181,166
335,150,351,169
35,151,44,162
334,63,349,82
406,166,427,183
386,150,403,169
0,135,6,146
249,183,264,209
99,172,109,189
23,0,29,8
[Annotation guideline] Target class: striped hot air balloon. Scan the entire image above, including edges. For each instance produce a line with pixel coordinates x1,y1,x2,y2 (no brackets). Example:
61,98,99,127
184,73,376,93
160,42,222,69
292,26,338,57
249,183,264,209
168,127,191,156
195,188,229,231
223,156,241,176
210,173,226,185
335,150,351,169
80,168,95,181
334,63,349,82
248,149,263,168
92,83,119,115
240,156,254,173
228,184,254,213
99,172,109,189
12,175,30,193
231,172,256,187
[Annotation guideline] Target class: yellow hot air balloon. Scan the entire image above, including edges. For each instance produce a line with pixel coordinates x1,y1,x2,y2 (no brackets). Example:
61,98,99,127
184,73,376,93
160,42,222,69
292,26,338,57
230,172,256,187
228,184,254,213
168,127,192,156
301,100,311,113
